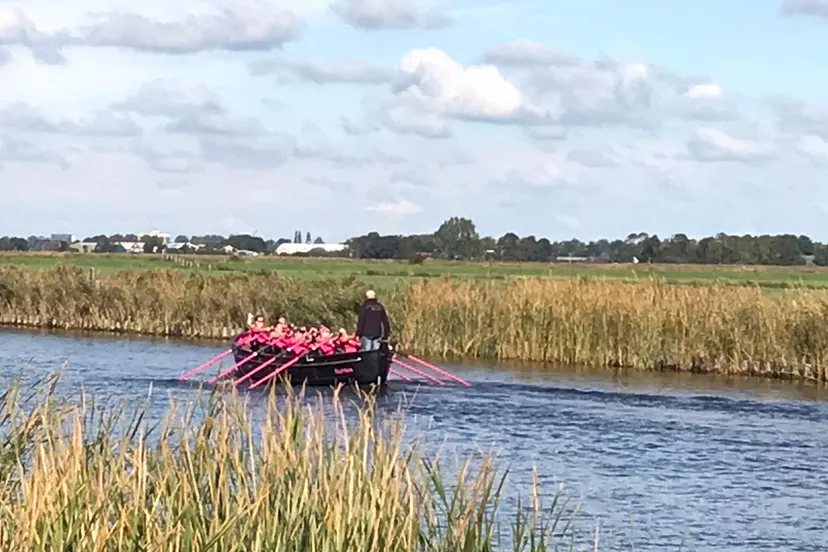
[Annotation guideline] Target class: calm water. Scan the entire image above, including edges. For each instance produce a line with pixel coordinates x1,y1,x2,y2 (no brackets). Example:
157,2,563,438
2,328,827,552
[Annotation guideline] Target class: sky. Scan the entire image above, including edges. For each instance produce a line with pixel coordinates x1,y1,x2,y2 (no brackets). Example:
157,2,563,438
0,0,827,243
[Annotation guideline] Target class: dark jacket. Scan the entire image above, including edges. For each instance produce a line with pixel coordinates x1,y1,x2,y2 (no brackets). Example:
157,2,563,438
356,298,391,339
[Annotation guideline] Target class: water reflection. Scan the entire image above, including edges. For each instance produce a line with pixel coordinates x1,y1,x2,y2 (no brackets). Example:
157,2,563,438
1,327,827,552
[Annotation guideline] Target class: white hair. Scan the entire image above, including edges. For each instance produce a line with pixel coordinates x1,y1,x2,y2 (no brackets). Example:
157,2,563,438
365,289,376,299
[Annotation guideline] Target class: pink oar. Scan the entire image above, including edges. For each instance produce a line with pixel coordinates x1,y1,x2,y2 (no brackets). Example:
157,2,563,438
208,350,259,384
178,348,233,381
249,348,312,389
407,354,471,387
233,344,301,386
177,333,257,381
392,357,444,386
389,368,411,382
233,355,279,386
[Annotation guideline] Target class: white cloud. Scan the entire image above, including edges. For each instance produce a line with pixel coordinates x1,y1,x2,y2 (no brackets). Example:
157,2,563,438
330,0,452,30
771,96,828,139
111,79,270,137
781,0,828,18
0,102,142,136
0,1,301,59
684,83,722,99
481,38,580,67
0,1,826,242
251,57,396,84
0,134,69,168
391,47,538,125
366,199,422,215
674,83,739,121
78,6,300,54
798,135,828,164
685,127,775,163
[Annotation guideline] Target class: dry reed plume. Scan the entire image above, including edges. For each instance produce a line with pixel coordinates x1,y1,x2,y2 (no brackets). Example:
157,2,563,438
401,278,828,380
0,372,583,551
3,265,828,380
0,264,405,338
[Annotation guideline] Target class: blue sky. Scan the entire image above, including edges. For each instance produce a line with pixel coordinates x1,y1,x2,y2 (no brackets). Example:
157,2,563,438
0,0,827,243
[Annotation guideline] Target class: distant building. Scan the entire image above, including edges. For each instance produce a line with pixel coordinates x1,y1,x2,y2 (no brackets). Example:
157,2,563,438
554,255,590,263
112,241,145,254
275,243,347,255
136,230,171,245
552,255,610,264
166,242,205,252
220,245,259,256
51,233,75,243
69,242,100,253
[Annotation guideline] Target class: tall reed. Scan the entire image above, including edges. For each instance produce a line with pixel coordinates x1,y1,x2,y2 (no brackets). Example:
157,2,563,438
0,264,405,338
0,372,585,551
4,265,828,380
401,278,828,380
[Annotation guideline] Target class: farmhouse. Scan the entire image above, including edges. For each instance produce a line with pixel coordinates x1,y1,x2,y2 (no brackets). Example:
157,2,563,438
274,243,347,256
69,242,100,253
112,242,145,254
166,242,205,252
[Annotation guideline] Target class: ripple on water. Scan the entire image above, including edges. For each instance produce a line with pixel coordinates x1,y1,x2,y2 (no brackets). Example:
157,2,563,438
1,328,828,552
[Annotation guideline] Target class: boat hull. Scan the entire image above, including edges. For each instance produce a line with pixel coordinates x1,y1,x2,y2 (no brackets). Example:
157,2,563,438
231,339,392,387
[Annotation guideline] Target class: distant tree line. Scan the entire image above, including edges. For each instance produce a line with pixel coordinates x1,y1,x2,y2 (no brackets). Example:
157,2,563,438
0,231,327,256
347,218,826,266
2,217,826,265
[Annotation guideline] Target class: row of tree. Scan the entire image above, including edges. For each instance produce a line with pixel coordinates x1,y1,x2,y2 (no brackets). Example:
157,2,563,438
0,232,327,255
2,217,826,265
347,218,826,266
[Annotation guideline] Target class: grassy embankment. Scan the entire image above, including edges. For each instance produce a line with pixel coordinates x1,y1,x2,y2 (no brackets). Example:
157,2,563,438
5,251,828,289
3,264,828,381
0,373,586,551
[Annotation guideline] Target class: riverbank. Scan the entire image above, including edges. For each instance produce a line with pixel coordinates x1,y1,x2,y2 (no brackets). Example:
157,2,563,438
3,265,828,382
6,251,828,288
0,372,583,551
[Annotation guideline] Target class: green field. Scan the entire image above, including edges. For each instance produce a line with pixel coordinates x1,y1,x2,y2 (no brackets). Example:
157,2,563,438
3,251,828,288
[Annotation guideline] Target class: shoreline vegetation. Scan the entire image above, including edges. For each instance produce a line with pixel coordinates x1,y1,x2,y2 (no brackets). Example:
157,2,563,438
8,251,828,289
0,372,589,551
3,264,828,382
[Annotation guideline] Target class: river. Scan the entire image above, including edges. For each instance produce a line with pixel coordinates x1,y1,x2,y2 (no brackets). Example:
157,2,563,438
1,328,827,552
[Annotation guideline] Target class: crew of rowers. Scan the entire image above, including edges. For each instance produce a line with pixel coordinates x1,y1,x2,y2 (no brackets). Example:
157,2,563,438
237,314,361,355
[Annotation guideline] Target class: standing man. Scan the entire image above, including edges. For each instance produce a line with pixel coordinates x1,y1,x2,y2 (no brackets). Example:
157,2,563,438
356,289,390,351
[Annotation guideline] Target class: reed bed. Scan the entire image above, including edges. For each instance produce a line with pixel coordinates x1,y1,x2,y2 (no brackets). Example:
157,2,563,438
402,278,828,381
4,264,828,380
0,373,585,551
0,264,405,339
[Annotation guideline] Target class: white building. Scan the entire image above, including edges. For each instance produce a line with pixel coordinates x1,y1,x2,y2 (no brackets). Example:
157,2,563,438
166,242,205,252
275,243,348,255
69,242,100,253
114,241,145,254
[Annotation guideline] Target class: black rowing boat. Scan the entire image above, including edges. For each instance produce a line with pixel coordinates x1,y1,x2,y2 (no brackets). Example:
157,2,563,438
230,336,392,387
